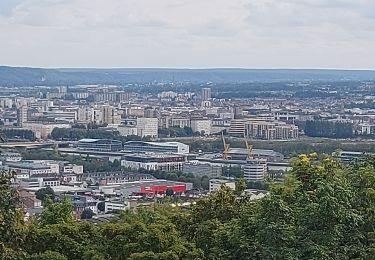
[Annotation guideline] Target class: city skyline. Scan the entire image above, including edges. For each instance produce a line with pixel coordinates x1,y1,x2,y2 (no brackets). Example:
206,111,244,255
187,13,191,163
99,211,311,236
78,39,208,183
1,0,375,69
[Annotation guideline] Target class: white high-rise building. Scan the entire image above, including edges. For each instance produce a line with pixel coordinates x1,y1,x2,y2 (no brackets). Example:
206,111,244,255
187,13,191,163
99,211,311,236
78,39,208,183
201,87,212,101
136,117,158,138
244,158,267,182
191,119,212,135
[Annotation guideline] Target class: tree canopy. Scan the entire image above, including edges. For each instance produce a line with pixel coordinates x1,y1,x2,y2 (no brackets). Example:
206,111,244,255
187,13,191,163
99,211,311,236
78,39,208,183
3,154,375,259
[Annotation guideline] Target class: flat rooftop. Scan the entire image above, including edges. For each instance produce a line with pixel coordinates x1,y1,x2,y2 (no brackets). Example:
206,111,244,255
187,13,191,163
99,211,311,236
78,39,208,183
97,179,192,189
24,185,89,193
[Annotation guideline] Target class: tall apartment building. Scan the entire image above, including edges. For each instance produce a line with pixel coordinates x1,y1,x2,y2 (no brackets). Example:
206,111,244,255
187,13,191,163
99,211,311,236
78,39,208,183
17,106,28,127
244,120,299,140
0,98,13,108
77,106,93,123
136,117,158,138
100,105,120,125
201,87,212,101
93,92,130,103
191,118,212,135
228,119,246,136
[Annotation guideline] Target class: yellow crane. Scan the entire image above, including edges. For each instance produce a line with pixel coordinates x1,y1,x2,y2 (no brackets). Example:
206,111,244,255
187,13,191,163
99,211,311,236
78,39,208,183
222,132,230,160
244,135,253,160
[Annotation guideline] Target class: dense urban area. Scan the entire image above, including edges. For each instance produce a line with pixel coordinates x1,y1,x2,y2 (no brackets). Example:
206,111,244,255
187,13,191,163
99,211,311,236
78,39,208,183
2,68,375,259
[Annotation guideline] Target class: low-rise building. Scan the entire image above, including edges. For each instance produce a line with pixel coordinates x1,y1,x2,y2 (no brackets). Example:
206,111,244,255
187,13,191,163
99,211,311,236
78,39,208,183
121,154,186,172
117,125,138,136
19,190,42,208
183,161,222,177
66,195,98,217
209,179,236,193
335,151,367,164
123,141,189,154
117,179,193,197
83,172,155,185
22,122,71,139
105,201,129,213
20,177,60,188
4,162,54,179
0,152,22,163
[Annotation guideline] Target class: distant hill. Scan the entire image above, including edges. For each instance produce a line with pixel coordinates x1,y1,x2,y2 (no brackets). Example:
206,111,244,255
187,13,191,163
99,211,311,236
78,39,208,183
1,66,375,86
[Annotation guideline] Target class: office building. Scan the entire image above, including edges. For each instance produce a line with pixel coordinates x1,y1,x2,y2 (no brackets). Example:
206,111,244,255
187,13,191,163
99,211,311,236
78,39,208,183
228,119,246,136
4,162,54,180
123,141,189,154
78,139,123,152
183,161,222,177
191,118,211,135
20,177,60,188
335,151,367,164
83,172,154,185
118,125,138,137
228,148,284,162
121,154,186,172
136,117,158,138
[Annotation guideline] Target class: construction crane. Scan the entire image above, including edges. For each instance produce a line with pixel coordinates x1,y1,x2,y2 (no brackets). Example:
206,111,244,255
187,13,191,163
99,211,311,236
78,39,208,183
222,132,230,160
222,132,253,161
244,135,253,160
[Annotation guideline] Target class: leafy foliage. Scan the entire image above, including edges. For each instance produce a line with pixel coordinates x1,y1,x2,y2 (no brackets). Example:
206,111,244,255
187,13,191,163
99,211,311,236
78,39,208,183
40,198,75,226
0,172,26,257
3,155,375,258
35,187,55,203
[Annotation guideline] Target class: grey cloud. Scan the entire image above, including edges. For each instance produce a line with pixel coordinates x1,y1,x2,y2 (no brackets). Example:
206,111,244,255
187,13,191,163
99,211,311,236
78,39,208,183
0,0,375,68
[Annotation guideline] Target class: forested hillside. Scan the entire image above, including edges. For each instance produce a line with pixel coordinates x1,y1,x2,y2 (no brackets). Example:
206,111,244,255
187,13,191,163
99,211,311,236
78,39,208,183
2,66,375,86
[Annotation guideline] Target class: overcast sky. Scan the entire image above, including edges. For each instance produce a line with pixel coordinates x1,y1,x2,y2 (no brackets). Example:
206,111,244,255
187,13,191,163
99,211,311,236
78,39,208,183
0,0,374,69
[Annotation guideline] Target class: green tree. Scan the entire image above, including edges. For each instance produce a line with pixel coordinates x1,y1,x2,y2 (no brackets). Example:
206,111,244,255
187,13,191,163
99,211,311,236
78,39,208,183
235,178,247,195
28,251,67,260
0,172,26,257
35,186,55,203
40,198,74,226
